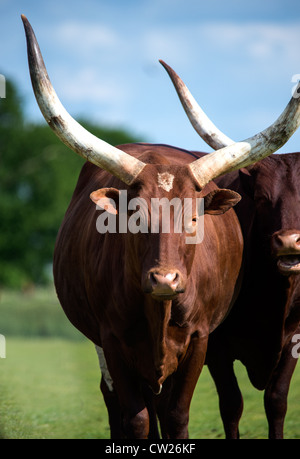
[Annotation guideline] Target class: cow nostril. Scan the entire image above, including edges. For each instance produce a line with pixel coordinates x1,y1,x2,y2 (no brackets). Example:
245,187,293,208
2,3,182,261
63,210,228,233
171,272,179,286
274,234,284,247
272,232,300,253
150,272,158,286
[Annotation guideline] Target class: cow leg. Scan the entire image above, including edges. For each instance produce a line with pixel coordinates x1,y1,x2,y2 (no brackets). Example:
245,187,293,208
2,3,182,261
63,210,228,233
264,340,298,439
142,382,161,439
100,378,160,439
160,335,208,439
117,380,149,439
207,354,243,439
100,341,151,439
100,377,123,438
100,375,160,439
95,345,123,438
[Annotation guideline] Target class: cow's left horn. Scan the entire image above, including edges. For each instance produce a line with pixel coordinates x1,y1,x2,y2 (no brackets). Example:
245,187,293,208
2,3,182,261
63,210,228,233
22,15,146,186
160,60,300,188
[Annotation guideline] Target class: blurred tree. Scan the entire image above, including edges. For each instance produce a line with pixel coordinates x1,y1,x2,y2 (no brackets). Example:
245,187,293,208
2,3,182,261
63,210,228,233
0,78,140,288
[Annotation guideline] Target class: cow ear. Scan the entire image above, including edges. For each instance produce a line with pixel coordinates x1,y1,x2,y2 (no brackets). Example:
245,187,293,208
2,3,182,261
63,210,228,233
90,188,120,215
203,189,241,215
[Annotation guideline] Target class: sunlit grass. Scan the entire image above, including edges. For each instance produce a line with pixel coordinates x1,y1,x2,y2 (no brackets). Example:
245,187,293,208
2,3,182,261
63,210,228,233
0,338,108,439
0,288,299,439
1,337,299,439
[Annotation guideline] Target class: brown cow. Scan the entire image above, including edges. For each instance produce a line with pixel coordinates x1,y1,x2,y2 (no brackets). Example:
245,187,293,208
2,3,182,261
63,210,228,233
54,145,244,439
161,62,300,438
211,155,300,439
22,16,300,438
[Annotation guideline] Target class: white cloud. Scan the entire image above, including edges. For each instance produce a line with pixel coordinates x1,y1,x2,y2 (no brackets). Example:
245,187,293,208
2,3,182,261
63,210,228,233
48,18,300,84
52,20,119,56
143,20,300,64
52,66,128,119
200,21,300,64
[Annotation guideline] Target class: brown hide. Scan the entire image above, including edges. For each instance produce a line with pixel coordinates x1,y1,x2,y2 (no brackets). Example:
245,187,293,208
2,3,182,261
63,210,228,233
54,143,243,438
208,153,300,439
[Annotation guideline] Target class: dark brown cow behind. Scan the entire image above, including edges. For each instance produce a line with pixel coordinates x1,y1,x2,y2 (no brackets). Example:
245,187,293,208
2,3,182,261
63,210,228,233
161,63,300,438
22,17,300,439
207,154,300,439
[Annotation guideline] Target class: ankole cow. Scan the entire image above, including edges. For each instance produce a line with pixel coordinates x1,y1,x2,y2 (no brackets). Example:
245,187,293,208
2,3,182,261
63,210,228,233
23,16,300,438
213,155,300,439
161,61,300,438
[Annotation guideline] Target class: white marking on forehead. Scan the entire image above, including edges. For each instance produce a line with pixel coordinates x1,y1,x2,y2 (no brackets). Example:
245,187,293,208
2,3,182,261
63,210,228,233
157,172,175,192
95,345,114,392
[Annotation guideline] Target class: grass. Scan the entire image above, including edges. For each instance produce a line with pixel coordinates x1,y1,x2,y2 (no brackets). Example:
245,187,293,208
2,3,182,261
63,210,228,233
0,338,108,439
0,287,300,439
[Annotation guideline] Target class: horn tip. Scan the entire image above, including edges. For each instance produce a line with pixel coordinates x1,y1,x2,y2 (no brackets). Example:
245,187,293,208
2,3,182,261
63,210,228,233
159,60,179,81
159,59,169,71
21,14,32,34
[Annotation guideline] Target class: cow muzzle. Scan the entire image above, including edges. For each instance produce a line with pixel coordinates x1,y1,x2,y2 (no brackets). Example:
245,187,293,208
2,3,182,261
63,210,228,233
143,269,185,299
271,231,300,275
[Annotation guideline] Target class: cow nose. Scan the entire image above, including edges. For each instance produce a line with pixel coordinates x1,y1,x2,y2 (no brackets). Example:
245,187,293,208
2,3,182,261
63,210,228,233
149,271,181,296
272,232,300,255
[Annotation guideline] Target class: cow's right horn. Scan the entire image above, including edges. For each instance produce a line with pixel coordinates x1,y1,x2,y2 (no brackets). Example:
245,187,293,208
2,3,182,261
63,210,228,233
160,60,300,188
22,15,146,186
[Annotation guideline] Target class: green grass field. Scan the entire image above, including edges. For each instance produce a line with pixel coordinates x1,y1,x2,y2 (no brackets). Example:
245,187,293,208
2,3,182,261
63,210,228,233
0,287,300,439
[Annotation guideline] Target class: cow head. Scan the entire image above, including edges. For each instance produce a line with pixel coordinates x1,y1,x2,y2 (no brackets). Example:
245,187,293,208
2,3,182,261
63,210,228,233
239,157,300,275
90,158,240,300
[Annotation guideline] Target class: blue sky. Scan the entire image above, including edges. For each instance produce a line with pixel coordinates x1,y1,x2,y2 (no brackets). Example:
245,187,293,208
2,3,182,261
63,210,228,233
2,0,300,153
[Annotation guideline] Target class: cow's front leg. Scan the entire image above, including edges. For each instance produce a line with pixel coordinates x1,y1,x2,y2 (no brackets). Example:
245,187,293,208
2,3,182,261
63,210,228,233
101,340,150,439
205,331,243,439
100,376,123,438
112,372,150,439
207,354,243,439
96,345,123,438
160,334,207,439
264,337,299,439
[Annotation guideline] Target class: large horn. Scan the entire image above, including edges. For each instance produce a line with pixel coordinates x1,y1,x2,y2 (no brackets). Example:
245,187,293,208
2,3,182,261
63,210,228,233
22,15,146,186
160,60,300,187
160,60,234,150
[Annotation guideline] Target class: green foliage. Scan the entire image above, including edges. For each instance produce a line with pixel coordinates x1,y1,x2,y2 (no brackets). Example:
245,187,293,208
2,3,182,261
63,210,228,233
0,77,140,288
0,287,83,340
